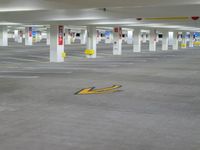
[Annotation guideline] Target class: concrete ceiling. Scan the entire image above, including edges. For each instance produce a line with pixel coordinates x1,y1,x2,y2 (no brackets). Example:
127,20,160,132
1,0,200,31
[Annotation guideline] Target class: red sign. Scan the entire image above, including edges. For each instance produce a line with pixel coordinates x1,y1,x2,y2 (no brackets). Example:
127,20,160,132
114,27,118,33
191,16,199,21
58,26,64,45
114,27,123,39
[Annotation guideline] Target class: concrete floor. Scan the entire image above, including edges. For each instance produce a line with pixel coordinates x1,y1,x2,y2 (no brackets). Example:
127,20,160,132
0,41,200,150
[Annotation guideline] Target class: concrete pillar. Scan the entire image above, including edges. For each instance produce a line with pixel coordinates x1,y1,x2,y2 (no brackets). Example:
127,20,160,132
25,27,33,46
142,33,147,43
80,30,87,45
181,32,187,49
50,25,65,62
149,29,156,51
162,30,169,51
133,29,141,52
64,28,71,45
72,33,76,43
36,31,42,43
86,26,97,58
113,27,122,55
173,31,179,50
14,30,18,42
0,26,8,46
127,30,133,44
18,30,23,43
189,32,194,48
96,30,101,44
47,28,50,45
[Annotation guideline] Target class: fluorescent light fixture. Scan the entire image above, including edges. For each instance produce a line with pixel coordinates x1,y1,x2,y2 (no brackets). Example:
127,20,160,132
0,22,21,25
0,7,40,12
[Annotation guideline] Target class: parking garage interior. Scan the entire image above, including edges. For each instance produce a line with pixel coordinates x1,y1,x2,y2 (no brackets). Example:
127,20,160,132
1,1,200,150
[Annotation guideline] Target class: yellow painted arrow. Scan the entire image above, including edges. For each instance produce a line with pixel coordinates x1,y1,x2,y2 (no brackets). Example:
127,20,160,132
75,85,122,95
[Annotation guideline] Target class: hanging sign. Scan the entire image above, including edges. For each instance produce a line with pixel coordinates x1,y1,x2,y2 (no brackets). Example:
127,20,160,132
114,27,122,39
58,25,64,45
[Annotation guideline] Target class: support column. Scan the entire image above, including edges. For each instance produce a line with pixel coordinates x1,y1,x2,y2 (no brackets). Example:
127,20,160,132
189,32,194,48
14,30,18,42
162,30,169,51
142,33,147,43
50,25,65,62
86,26,97,58
113,27,122,55
64,28,71,45
80,30,87,45
173,31,179,50
0,26,8,46
25,27,33,46
96,30,101,44
133,29,141,52
127,30,133,44
149,29,156,51
181,32,187,49
36,31,42,43
47,28,50,45
18,30,23,43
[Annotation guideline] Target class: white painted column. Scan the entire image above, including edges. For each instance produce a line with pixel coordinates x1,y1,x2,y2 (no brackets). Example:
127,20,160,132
18,30,23,43
133,29,141,52
86,26,97,58
149,29,156,51
110,32,113,43
189,32,194,48
25,27,33,46
50,25,65,62
173,31,179,50
64,28,71,45
36,31,42,43
80,30,87,45
47,28,50,45
127,30,133,44
0,26,8,46
96,30,101,44
113,27,122,55
162,30,169,51
35,31,39,43
14,30,18,42
142,33,147,43
181,32,187,49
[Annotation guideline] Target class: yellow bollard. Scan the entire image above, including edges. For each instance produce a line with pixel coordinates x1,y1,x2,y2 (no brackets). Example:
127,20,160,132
181,43,187,48
62,52,67,59
85,49,95,55
194,41,200,46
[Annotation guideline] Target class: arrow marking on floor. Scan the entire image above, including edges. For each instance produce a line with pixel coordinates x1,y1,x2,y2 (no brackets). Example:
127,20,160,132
75,85,122,95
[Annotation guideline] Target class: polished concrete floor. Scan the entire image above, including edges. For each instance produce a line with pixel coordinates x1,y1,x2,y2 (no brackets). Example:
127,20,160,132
0,40,200,150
